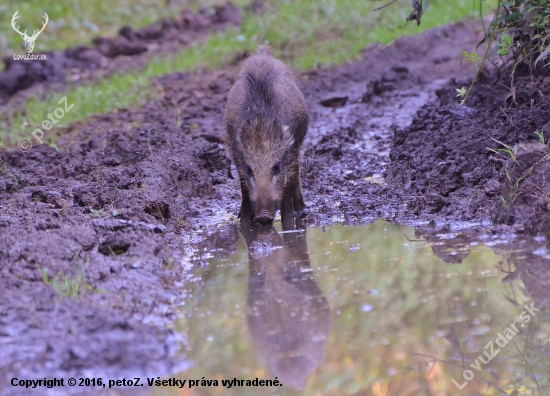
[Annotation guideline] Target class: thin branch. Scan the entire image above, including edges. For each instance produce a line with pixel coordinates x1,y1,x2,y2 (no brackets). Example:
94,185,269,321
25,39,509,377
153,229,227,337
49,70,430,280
373,0,398,12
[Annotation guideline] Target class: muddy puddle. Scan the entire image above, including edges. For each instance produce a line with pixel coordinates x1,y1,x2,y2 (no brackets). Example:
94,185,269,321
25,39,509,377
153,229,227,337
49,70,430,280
150,220,550,395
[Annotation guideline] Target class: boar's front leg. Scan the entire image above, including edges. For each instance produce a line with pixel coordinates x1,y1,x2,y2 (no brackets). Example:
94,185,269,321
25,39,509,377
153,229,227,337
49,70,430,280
279,193,295,225
239,182,255,221
292,172,305,212
280,172,303,224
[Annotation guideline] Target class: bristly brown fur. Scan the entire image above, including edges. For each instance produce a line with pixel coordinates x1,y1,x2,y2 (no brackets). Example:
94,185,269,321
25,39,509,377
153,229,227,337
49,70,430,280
225,48,308,224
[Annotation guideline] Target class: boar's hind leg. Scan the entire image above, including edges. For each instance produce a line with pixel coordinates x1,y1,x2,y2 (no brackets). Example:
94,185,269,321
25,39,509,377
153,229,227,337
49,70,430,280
292,173,305,211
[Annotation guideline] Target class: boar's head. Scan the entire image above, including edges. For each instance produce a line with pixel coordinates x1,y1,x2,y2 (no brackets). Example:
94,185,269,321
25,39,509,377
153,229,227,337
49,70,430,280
235,118,296,225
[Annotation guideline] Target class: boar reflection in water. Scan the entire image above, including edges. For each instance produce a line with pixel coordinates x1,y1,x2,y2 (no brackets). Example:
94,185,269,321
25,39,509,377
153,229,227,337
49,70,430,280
241,220,331,388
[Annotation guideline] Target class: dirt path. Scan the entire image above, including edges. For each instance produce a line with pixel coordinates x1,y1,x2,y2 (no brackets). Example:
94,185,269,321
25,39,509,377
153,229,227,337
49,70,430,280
1,19,549,393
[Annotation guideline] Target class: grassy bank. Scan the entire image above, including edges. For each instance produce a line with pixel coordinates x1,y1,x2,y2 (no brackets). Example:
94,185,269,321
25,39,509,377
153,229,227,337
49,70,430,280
1,0,489,148
0,0,249,57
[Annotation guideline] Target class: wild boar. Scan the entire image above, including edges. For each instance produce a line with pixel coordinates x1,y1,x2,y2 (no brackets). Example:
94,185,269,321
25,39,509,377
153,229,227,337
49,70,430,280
225,46,308,225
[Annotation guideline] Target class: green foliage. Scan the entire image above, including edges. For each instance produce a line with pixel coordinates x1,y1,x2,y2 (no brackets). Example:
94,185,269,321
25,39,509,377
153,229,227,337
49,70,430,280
534,130,546,145
488,138,519,162
489,134,549,209
0,155,20,189
488,138,523,207
498,32,513,55
455,86,468,98
40,268,96,298
462,50,483,66
496,0,550,69
0,156,6,173
458,0,550,105
40,256,105,298
457,49,489,104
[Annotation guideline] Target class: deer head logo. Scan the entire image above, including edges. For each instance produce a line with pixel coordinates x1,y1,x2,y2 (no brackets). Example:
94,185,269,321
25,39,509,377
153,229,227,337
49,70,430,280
11,11,49,54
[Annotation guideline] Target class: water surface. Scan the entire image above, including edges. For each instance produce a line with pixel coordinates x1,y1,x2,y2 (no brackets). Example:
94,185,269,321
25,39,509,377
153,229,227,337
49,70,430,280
151,220,550,395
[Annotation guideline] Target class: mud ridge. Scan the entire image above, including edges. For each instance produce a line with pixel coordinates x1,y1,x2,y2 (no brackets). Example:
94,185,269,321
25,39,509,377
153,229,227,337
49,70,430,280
388,72,550,237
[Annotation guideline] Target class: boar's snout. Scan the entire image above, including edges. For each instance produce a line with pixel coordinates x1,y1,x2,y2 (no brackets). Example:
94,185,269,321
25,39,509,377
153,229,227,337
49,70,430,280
252,191,278,225
255,209,274,225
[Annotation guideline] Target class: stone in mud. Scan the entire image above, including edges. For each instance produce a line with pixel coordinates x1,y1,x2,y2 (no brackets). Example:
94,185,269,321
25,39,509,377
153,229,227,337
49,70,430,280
98,233,131,255
484,179,501,196
320,95,348,108
225,46,309,225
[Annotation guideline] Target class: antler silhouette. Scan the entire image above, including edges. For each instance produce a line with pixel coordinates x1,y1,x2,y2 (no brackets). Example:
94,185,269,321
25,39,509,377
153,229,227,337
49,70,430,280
11,11,49,53
11,11,27,38
30,13,49,40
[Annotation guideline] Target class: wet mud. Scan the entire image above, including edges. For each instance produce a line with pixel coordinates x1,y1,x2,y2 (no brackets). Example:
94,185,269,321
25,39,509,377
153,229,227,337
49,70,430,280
389,72,550,235
1,18,549,394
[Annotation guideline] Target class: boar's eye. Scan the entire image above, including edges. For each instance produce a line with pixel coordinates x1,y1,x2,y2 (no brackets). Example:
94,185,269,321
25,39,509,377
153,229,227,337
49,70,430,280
272,162,282,176
244,164,254,179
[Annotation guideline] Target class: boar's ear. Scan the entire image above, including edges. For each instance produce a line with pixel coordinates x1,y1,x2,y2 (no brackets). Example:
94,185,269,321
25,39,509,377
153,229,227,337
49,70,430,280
282,125,295,148
257,45,272,56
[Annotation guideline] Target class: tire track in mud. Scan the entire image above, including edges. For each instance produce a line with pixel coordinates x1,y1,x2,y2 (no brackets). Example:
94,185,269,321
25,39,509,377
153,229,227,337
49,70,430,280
300,75,448,225
0,22,481,388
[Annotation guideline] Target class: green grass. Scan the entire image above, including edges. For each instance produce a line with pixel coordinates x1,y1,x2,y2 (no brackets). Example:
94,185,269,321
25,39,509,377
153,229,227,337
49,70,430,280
249,0,490,69
40,267,99,298
1,0,492,148
0,0,250,58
